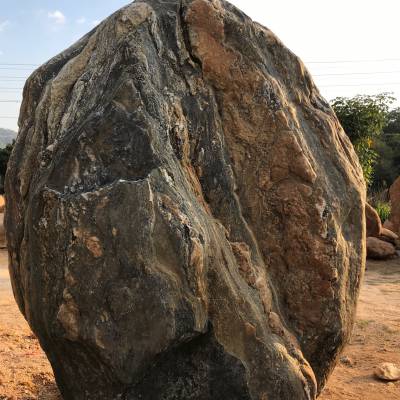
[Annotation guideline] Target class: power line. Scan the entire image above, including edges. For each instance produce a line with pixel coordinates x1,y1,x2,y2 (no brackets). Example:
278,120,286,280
0,63,39,66
320,82,400,87
0,100,21,103
314,70,400,77
307,58,400,64
0,68,34,71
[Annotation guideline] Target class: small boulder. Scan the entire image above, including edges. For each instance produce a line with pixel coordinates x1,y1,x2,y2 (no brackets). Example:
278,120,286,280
381,228,398,240
366,237,397,260
379,228,399,246
365,203,382,237
340,356,353,367
374,363,400,381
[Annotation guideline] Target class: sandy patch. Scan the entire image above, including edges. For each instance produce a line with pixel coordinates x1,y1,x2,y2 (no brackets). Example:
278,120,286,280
320,258,400,399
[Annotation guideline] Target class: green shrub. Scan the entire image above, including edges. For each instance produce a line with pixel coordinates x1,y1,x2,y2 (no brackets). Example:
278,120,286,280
331,93,395,187
375,201,391,223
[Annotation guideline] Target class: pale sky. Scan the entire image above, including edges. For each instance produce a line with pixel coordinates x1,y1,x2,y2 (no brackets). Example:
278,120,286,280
1,0,400,131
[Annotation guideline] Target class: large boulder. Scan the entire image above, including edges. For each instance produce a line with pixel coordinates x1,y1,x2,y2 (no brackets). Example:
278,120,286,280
5,1,366,399
0,213,5,249
365,203,382,237
388,177,400,234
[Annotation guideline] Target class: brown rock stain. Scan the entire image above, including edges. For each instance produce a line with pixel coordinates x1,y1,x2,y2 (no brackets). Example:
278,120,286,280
169,100,212,215
73,227,103,258
57,290,80,341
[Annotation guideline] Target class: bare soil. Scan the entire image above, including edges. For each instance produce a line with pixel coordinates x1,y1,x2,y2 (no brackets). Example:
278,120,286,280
320,257,400,399
0,249,399,399
0,251,60,400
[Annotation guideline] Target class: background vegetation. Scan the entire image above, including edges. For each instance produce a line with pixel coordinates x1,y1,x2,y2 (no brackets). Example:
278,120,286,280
331,93,400,219
331,93,396,187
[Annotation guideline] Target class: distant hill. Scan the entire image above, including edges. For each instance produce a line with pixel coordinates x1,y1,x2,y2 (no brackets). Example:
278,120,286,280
0,128,17,148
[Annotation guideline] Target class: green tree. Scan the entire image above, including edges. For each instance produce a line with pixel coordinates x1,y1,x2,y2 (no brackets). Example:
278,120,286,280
385,107,400,134
371,107,400,190
331,93,395,186
373,133,400,190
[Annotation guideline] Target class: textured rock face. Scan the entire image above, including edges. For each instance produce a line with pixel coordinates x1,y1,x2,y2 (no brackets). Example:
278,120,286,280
384,219,395,232
366,237,396,260
389,177,400,234
5,1,366,399
365,203,382,237
0,213,5,249
379,228,398,245
0,197,5,248
380,228,399,243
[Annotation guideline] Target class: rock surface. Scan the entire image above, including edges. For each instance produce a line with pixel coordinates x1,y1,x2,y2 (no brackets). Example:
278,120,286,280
5,1,366,399
365,203,382,237
0,197,5,248
383,219,396,232
374,363,400,381
0,213,5,249
381,228,398,240
388,177,400,234
366,237,397,260
379,228,399,246
0,195,5,213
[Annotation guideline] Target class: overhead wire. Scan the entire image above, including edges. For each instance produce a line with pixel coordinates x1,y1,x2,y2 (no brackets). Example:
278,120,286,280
306,58,400,64
319,82,400,87
0,63,39,66
314,70,400,77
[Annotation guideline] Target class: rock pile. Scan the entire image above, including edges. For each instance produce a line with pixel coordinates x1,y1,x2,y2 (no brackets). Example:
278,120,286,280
385,177,400,235
365,197,399,260
5,1,366,399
